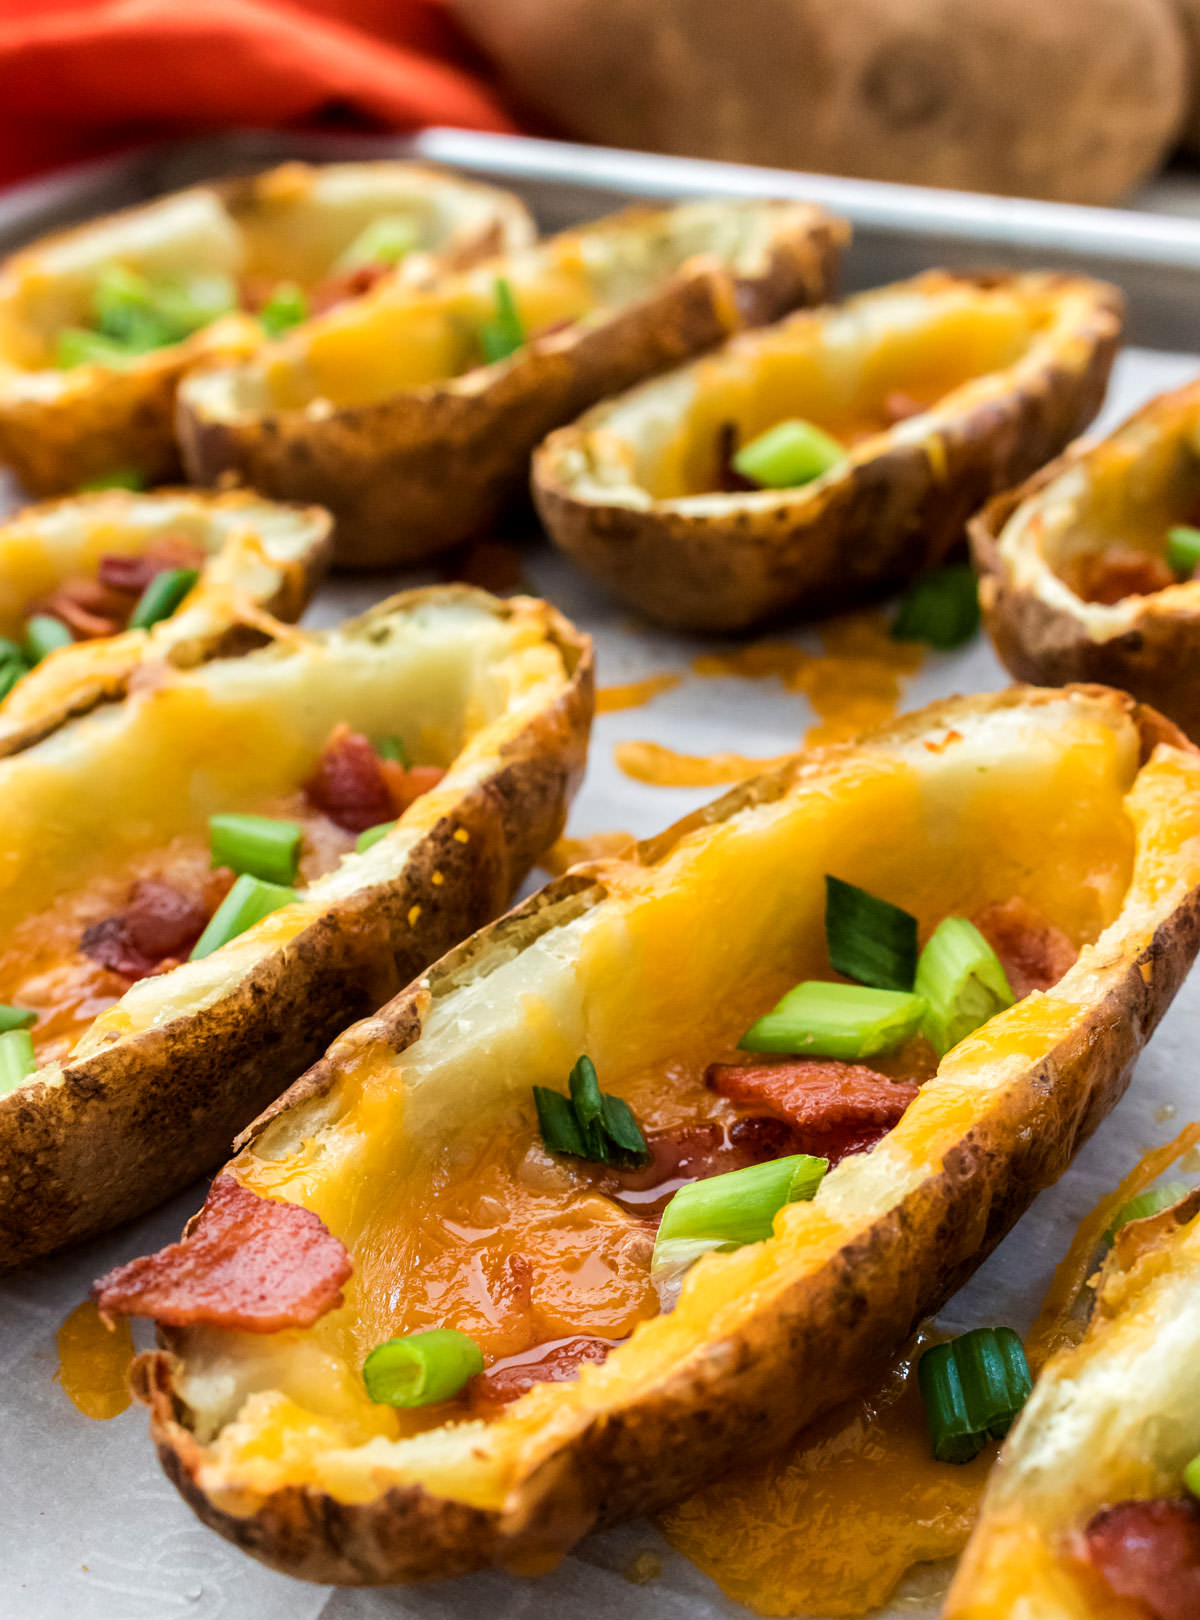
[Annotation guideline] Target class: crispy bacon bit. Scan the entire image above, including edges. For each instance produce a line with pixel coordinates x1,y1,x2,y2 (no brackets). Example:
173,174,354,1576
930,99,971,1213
1071,545,1176,605
309,260,391,316
97,533,205,598
882,390,926,425
79,877,224,980
31,577,131,640
714,421,758,492
972,897,1078,998
1083,1497,1200,1620
605,1116,798,1215
92,1174,352,1332
468,1335,613,1411
707,1061,919,1165
305,725,445,831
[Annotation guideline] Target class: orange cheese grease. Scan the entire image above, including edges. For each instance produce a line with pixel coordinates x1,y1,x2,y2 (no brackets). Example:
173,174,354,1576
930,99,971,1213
539,830,638,876
0,794,354,1065
55,1300,134,1420
660,1328,994,1617
596,673,683,713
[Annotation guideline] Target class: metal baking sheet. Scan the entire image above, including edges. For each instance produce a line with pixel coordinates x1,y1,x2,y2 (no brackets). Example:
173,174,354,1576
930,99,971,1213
1,132,1199,1620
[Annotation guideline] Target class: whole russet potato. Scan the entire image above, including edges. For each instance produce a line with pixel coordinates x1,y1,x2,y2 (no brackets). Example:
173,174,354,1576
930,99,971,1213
450,0,1188,204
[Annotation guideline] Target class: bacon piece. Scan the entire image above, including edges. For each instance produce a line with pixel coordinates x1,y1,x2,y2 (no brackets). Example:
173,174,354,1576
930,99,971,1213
1083,1497,1200,1620
79,878,217,980
304,725,396,833
383,761,446,814
92,1174,352,1332
468,1335,613,1412
707,1061,919,1165
882,390,926,425
605,1116,798,1215
97,533,205,597
309,260,391,316
31,577,131,640
1071,545,1176,605
972,897,1078,998
713,421,757,492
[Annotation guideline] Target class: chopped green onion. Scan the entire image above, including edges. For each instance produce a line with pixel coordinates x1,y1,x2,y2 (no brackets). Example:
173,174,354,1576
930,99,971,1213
78,467,146,492
150,271,237,338
480,277,525,364
58,266,235,367
731,419,846,489
740,981,927,1061
258,281,309,339
356,820,396,854
24,614,73,663
915,917,1014,1057
533,1054,650,1167
892,566,981,650
1185,1452,1200,1500
363,1328,484,1407
0,1028,36,1095
1167,525,1200,577
334,214,420,273
209,813,302,886
0,636,25,665
56,327,137,370
918,1327,1032,1464
0,1005,35,1034
656,1154,827,1250
533,1085,586,1158
128,566,199,631
1104,1181,1191,1243
376,735,409,766
0,658,27,700
189,873,298,960
825,875,918,993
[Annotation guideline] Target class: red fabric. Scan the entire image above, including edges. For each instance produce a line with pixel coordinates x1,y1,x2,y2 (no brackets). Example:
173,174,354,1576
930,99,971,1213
0,1,516,188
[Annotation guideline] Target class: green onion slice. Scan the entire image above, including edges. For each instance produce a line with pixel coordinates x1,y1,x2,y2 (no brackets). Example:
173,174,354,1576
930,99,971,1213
651,1236,735,1312
258,281,309,339
0,1028,36,1096
56,328,139,370
376,735,409,766
480,277,526,364
334,214,420,273
209,813,302,886
0,659,26,701
918,1327,1032,1464
189,873,298,960
825,875,918,992
0,1004,35,1034
363,1328,484,1407
24,614,73,663
1167,525,1200,577
1104,1181,1191,1244
78,467,146,492
1185,1452,1200,1500
356,820,396,854
128,567,199,631
533,1085,586,1158
740,981,927,1061
731,419,846,489
892,565,981,650
656,1153,827,1250
533,1054,650,1167
915,917,1014,1057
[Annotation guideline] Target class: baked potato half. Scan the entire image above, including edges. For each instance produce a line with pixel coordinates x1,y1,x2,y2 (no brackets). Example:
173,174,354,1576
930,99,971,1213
175,199,848,568
0,586,591,1265
973,377,1200,742
0,161,533,496
534,270,1123,632
0,487,331,756
116,684,1200,1584
945,1183,1200,1618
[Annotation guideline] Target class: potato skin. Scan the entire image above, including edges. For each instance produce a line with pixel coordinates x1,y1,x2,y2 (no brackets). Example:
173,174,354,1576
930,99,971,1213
536,273,1122,634
0,590,592,1266
451,0,1187,206
176,207,847,570
137,688,1200,1585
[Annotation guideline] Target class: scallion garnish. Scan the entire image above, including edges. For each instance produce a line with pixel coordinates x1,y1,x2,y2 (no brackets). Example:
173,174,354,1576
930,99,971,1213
1167,525,1200,577
209,813,302,886
189,873,298,960
1104,1181,1191,1243
892,565,981,650
480,277,526,364
0,657,27,701
376,735,409,766
1185,1452,1200,1499
363,1328,484,1407
258,281,309,339
918,1327,1032,1464
356,820,396,854
825,875,919,993
24,614,73,663
334,215,419,273
0,1028,36,1095
915,917,1014,1056
0,1005,35,1034
128,566,199,631
731,419,845,489
740,981,927,1061
78,467,146,492
533,1054,650,1167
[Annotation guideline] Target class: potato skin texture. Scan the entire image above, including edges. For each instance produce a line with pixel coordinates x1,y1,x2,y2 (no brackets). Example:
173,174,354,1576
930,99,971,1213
136,688,1200,1586
451,0,1187,206
176,208,848,570
0,590,592,1266
535,273,1123,634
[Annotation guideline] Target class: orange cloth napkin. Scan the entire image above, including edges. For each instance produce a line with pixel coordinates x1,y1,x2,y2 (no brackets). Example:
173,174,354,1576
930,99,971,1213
0,0,516,186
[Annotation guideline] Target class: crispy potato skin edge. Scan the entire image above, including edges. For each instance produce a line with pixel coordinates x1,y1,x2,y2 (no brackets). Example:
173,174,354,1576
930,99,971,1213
534,274,1123,633
176,211,848,570
137,692,1200,1585
0,594,592,1266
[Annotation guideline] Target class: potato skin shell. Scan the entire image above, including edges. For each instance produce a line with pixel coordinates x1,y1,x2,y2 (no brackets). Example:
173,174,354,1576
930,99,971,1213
176,212,848,570
535,275,1123,634
973,466,1200,743
0,594,592,1266
137,691,1200,1585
